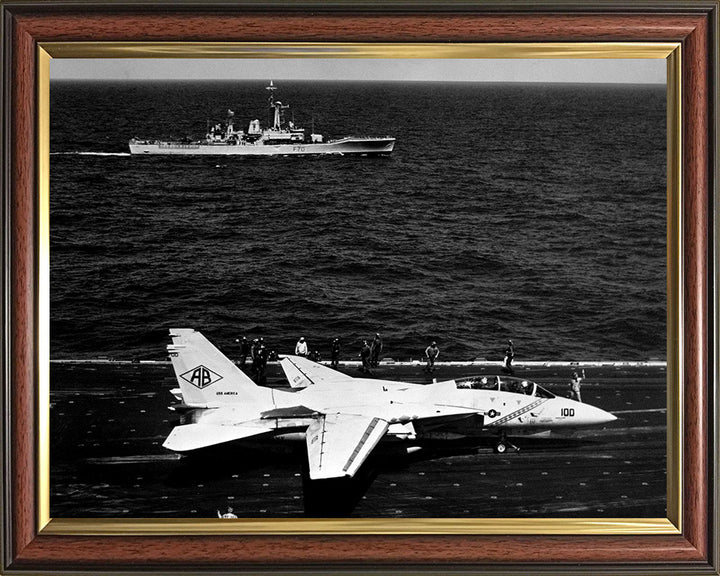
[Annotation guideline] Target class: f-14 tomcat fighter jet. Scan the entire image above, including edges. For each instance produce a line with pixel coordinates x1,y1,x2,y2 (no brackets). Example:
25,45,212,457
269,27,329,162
163,329,616,480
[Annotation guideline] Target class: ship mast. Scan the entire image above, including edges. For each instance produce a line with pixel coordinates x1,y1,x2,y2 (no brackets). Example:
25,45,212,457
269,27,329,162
266,80,288,130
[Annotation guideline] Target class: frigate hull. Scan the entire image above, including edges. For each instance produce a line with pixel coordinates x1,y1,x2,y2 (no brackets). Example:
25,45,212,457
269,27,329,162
129,136,395,156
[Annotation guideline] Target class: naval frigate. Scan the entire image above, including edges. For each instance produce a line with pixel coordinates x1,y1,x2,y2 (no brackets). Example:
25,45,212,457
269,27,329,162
129,81,395,156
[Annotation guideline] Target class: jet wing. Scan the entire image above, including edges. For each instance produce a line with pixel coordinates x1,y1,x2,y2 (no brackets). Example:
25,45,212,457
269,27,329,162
163,423,271,452
306,414,388,480
281,356,355,388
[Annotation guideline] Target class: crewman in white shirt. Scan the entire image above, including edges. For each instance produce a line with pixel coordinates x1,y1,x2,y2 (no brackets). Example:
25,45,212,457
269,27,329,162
295,337,308,357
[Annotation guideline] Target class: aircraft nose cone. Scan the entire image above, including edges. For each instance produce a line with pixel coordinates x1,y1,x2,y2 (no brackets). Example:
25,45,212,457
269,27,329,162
591,405,617,425
603,411,618,424
569,402,617,426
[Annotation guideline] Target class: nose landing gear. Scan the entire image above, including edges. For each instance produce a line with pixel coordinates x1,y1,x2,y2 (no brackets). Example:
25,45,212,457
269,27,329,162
495,431,519,454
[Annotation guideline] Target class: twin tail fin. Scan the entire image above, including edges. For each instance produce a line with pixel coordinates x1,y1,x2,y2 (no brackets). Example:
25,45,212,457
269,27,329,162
167,328,271,406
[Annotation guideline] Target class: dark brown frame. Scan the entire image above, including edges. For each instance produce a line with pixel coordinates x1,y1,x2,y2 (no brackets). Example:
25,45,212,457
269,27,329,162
2,1,717,574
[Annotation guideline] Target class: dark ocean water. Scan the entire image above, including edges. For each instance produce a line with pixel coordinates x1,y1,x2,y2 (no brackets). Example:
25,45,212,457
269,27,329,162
50,80,666,361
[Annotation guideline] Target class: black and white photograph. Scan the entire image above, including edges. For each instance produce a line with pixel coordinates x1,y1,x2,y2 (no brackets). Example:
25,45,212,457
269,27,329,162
49,56,667,519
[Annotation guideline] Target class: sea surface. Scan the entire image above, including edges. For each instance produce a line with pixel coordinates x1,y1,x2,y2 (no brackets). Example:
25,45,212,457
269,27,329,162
50,80,666,362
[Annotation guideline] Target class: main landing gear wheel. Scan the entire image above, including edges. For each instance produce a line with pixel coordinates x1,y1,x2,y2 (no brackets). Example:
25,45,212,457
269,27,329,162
495,442,507,454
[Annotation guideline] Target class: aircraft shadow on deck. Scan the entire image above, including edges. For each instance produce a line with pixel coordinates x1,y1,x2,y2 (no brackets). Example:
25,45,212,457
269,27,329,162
163,434,607,516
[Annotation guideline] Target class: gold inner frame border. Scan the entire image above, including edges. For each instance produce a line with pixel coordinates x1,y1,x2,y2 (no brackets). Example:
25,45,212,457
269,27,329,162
36,41,682,536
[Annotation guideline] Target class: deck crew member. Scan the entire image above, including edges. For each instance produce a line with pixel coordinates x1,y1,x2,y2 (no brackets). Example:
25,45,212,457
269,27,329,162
503,339,515,375
424,341,440,373
295,337,308,357
250,338,260,375
330,338,341,368
360,341,373,374
256,345,268,384
217,507,237,519
237,336,251,370
569,370,583,403
370,333,383,367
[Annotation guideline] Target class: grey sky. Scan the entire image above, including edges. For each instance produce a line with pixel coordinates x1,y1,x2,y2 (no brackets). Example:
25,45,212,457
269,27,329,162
50,58,666,84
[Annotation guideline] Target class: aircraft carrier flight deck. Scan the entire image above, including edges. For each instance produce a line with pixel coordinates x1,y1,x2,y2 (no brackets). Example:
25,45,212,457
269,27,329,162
50,360,667,519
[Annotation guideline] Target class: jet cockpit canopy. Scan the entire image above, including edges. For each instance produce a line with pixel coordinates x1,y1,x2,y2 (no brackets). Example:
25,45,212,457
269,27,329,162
455,375,555,398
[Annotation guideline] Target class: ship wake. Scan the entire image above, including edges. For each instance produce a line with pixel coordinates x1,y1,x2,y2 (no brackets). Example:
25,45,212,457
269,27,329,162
51,151,131,157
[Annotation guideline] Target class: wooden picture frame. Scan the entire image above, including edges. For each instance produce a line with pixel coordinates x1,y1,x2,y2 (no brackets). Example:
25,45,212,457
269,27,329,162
2,1,717,573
